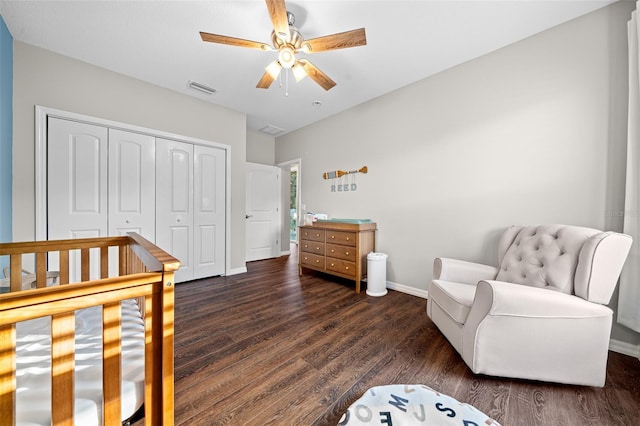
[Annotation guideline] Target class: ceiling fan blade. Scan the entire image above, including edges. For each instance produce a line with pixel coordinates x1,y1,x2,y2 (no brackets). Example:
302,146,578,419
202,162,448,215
301,28,366,53
265,0,290,42
200,32,272,51
256,71,276,89
298,59,336,91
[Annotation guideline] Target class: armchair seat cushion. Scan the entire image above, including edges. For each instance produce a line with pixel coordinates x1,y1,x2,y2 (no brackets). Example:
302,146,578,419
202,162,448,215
429,280,476,324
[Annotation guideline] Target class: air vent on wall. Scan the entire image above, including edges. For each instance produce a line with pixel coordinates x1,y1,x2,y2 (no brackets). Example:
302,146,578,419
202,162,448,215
259,124,285,136
187,80,216,95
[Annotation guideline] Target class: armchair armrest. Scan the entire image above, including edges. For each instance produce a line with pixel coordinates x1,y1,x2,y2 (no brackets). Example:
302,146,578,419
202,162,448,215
470,280,612,318
433,258,498,285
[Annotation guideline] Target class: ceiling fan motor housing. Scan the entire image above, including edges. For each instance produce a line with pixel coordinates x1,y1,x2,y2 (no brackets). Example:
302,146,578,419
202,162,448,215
271,26,303,51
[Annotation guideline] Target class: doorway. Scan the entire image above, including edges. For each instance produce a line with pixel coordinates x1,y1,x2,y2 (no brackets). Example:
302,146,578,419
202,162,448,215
278,158,302,250
289,163,298,244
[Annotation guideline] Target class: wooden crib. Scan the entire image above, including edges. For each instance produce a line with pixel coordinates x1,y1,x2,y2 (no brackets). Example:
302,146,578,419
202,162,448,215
0,233,180,426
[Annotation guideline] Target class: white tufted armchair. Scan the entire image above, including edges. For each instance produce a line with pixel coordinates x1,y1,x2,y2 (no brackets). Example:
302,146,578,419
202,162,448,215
426,224,632,387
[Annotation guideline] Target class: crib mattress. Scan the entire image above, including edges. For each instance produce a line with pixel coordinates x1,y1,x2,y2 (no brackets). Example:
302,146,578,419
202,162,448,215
15,299,145,426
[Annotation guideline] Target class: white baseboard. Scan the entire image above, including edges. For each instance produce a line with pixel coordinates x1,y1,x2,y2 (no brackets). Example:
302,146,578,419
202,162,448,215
609,338,640,359
226,266,248,276
386,281,429,299
280,250,291,256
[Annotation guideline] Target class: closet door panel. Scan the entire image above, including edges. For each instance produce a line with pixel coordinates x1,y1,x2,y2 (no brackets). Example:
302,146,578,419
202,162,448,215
48,118,108,239
47,118,108,281
156,138,194,283
108,129,156,241
193,145,226,278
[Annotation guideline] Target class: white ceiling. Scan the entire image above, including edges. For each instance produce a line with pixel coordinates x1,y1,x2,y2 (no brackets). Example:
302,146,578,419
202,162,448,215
0,0,618,136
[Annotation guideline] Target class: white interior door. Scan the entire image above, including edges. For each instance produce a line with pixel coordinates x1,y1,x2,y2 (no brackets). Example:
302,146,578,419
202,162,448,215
194,145,226,277
156,138,194,283
47,117,108,281
246,162,281,262
108,129,156,241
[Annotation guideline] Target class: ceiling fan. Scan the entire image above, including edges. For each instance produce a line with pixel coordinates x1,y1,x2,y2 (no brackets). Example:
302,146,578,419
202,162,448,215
199,0,367,91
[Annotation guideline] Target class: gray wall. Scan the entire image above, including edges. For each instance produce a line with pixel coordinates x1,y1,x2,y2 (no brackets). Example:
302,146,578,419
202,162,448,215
246,130,275,165
276,1,638,345
12,42,248,272
0,15,12,264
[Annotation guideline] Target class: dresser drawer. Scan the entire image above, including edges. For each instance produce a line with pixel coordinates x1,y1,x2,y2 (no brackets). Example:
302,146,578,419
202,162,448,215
300,240,325,255
326,231,357,246
326,243,356,261
300,252,325,269
326,258,356,277
300,228,325,242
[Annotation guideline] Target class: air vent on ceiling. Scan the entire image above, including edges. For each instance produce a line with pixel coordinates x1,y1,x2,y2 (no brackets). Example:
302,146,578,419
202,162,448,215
187,80,216,95
259,124,285,136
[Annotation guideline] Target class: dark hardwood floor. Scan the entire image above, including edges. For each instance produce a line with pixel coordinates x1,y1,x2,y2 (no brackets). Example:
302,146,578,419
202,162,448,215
167,248,640,425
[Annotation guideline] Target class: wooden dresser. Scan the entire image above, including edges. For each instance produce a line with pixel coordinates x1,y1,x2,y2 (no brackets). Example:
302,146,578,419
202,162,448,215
298,221,376,293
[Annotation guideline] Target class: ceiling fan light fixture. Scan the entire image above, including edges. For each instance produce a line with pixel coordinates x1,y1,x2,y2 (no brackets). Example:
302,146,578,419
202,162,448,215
292,62,307,82
278,46,296,68
265,61,282,79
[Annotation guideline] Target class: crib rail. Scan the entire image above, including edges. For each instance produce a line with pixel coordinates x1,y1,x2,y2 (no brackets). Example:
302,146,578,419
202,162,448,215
0,233,180,426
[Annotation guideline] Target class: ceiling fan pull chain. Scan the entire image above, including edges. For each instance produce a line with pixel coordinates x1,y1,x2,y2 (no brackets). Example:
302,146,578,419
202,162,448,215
285,69,290,97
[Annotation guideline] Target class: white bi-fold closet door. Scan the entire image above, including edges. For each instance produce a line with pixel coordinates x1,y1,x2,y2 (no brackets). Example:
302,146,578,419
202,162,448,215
155,138,226,283
47,117,225,283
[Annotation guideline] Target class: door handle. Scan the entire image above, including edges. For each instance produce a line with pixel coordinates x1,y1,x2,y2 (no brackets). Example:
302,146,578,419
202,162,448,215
245,215,253,219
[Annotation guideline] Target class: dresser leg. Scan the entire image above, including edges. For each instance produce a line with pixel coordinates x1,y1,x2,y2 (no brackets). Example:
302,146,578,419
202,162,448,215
355,279,361,294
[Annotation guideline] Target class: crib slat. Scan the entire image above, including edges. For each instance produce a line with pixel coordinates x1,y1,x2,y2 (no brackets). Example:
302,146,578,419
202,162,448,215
100,246,109,279
144,294,156,425
9,254,21,293
103,301,122,425
81,248,90,282
51,312,75,426
36,251,47,289
59,250,69,285
0,324,16,426
119,245,128,276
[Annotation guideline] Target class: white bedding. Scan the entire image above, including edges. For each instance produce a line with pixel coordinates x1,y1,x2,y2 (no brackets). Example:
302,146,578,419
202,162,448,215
15,299,145,426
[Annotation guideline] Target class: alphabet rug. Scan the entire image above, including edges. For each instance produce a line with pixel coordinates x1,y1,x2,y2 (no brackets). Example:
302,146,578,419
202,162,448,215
338,384,501,426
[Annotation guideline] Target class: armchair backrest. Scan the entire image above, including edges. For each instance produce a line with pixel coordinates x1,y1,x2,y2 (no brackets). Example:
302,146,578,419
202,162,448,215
495,224,632,304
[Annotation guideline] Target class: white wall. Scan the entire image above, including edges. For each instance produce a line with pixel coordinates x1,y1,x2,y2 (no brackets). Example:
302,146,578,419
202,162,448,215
12,42,248,272
276,2,637,344
246,130,275,165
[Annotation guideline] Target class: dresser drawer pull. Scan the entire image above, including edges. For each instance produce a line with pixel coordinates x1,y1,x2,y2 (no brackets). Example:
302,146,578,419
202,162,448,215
331,235,335,239
346,237,350,241
345,251,350,256
330,249,335,253
316,233,320,237
316,259,321,264
330,263,335,267
316,247,321,250
345,266,350,270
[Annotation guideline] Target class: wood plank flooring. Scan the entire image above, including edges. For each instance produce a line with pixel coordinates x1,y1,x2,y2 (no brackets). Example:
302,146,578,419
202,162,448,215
166,248,640,425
